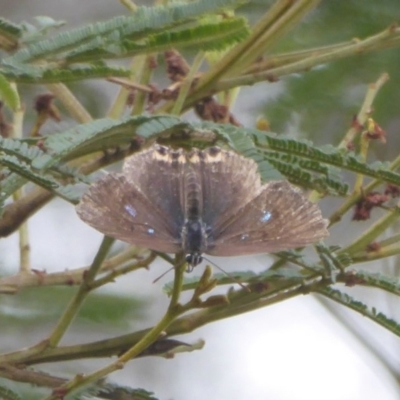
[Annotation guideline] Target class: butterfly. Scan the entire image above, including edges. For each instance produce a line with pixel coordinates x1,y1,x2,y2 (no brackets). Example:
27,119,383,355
76,144,329,268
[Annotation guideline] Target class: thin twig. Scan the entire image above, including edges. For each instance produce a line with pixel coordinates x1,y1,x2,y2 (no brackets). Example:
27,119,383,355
47,236,114,347
46,83,92,123
45,255,187,399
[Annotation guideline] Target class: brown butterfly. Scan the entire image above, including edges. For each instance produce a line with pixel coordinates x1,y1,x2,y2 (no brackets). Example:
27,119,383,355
76,145,329,267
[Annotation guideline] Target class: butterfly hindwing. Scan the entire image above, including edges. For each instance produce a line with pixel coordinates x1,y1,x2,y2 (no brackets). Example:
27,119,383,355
207,181,328,256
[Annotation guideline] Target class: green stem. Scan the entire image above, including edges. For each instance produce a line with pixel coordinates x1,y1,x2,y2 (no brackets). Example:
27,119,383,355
47,236,114,347
180,0,298,104
131,55,154,116
339,73,389,150
90,252,155,290
340,208,400,256
214,34,392,99
350,243,400,263
45,254,186,399
107,57,145,119
11,102,30,273
46,83,92,123
227,0,320,77
171,52,204,116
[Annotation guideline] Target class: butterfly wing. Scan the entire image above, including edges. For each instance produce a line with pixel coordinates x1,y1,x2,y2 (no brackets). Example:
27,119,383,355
207,181,328,256
189,147,262,223
76,173,181,253
122,145,185,230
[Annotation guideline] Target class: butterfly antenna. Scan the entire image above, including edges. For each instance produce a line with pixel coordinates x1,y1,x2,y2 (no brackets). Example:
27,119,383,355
203,257,251,292
152,266,174,284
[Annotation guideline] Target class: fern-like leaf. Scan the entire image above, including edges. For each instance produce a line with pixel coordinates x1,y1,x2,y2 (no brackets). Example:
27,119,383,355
33,115,188,168
344,270,400,296
0,155,80,203
0,172,27,214
1,64,130,84
68,381,159,400
200,124,400,189
317,287,400,337
5,0,243,64
65,17,249,62
0,18,22,51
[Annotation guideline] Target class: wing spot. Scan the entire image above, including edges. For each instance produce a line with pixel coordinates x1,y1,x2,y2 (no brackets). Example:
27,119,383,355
260,210,272,223
147,228,155,235
241,233,249,241
124,205,137,217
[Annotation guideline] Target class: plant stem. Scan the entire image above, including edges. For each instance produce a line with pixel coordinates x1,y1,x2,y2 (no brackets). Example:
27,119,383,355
45,255,186,399
339,73,389,150
107,56,146,119
340,208,400,256
46,83,92,123
329,73,390,224
47,236,114,347
11,101,31,273
131,55,155,115
171,51,204,116
350,243,400,263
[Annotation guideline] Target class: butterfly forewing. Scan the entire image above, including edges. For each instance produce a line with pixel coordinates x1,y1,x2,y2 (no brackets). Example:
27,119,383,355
207,181,328,256
76,174,181,253
122,146,186,233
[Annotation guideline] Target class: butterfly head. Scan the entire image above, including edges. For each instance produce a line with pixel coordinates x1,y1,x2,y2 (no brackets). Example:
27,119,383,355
185,252,203,271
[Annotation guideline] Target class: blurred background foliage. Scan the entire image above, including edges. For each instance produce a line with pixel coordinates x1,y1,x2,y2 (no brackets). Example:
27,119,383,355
249,0,400,155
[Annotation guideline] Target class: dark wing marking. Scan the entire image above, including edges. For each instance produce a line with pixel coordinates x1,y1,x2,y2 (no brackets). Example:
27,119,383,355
207,181,328,256
76,174,181,253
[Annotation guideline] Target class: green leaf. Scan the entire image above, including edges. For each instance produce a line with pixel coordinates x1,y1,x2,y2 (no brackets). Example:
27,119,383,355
0,385,21,400
201,124,400,190
0,172,27,215
345,270,400,296
317,287,400,337
0,154,81,203
0,137,46,162
0,72,20,111
0,154,57,188
65,17,249,62
1,64,131,84
6,0,244,64
0,18,22,51
33,115,188,168
68,383,159,400
0,18,22,39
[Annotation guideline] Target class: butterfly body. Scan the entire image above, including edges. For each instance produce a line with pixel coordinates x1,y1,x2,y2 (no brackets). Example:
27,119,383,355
76,144,329,268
